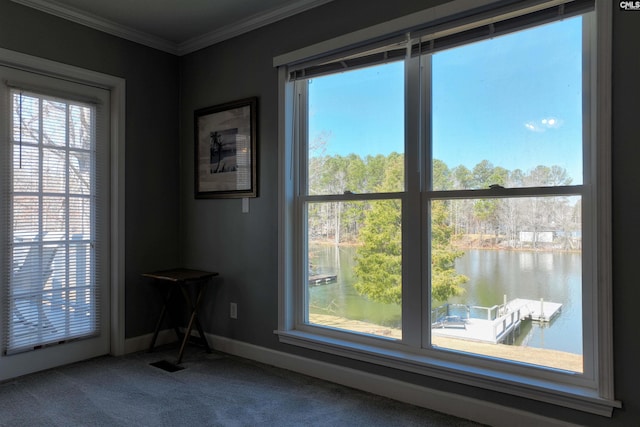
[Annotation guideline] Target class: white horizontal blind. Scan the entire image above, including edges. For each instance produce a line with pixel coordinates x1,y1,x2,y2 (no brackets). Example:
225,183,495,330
410,0,593,55
4,88,101,354
287,0,593,81
287,36,407,80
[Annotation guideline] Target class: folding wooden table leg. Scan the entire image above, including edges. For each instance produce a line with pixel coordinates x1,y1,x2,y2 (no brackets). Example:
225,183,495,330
149,286,176,353
176,282,211,364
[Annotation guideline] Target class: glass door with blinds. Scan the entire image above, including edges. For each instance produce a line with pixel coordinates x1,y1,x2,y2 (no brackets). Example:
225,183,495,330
0,65,110,379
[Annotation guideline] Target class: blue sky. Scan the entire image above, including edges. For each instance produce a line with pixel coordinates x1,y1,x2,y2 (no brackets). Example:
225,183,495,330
308,16,583,184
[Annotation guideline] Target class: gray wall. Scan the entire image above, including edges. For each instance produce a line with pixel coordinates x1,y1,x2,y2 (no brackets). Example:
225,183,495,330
1,0,638,424
0,0,181,337
179,1,640,425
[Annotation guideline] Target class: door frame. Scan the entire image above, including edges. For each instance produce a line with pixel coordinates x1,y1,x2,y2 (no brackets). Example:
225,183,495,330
0,48,125,365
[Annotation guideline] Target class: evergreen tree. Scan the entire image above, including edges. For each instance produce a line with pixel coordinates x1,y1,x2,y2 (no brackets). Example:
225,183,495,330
354,155,466,304
430,200,468,302
353,154,403,304
353,197,403,304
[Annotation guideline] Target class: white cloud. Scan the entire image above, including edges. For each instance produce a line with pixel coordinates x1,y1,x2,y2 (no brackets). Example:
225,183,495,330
524,117,562,132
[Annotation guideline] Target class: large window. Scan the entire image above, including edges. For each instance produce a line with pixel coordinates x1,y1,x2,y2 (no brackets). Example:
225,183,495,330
303,62,405,339
277,0,617,417
428,15,585,372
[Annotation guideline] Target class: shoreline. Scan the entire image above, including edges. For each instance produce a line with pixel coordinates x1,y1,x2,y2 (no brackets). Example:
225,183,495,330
310,239,581,254
309,313,582,373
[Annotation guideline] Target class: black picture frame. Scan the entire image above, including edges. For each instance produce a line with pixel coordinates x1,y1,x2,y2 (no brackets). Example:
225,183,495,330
194,97,257,198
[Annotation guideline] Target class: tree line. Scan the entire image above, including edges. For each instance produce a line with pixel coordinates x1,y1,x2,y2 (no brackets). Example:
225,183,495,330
309,153,580,249
308,153,581,303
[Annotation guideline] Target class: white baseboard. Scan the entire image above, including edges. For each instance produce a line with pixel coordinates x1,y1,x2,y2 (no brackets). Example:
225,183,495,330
124,332,577,427
123,329,178,354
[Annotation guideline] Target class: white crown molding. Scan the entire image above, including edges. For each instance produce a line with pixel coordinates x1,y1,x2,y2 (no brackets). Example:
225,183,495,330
10,0,335,56
178,0,335,55
11,0,180,55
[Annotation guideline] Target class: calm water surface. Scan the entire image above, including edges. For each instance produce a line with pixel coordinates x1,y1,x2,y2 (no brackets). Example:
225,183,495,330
309,245,582,354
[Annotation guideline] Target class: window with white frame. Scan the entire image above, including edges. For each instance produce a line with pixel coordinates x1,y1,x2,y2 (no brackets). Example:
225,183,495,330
277,0,619,417
300,60,405,339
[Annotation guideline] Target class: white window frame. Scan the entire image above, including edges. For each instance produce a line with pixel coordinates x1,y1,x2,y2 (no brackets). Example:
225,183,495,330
276,0,619,417
0,48,126,363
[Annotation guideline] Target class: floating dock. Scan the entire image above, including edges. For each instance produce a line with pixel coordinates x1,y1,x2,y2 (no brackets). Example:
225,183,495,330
505,298,562,323
432,298,562,344
308,274,337,285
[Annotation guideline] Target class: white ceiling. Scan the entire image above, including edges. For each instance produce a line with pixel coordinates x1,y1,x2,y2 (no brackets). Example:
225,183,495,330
11,0,335,55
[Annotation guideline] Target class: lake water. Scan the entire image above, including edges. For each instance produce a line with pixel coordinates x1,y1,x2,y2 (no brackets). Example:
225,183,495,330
309,245,582,355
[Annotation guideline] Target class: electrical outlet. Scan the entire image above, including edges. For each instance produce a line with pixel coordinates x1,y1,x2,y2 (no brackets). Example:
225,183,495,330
230,302,237,319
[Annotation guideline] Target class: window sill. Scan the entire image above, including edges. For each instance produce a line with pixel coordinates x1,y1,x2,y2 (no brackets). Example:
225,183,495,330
275,329,621,417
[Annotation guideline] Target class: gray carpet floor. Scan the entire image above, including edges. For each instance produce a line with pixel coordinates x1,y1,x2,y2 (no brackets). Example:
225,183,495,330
0,346,485,426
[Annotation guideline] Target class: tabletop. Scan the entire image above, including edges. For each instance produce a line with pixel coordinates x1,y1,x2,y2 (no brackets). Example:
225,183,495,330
142,268,219,283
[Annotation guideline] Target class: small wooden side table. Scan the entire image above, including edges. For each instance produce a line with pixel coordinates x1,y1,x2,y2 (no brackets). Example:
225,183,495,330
142,268,219,364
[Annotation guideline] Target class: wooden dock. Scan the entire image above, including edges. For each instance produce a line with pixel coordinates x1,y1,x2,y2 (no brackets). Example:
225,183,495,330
308,274,337,286
432,298,562,345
